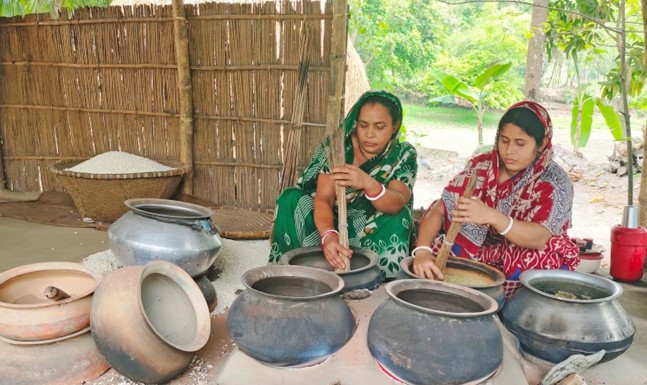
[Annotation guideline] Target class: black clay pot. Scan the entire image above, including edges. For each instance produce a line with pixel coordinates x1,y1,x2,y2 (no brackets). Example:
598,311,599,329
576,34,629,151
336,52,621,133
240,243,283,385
397,256,505,309
281,246,382,293
368,279,502,385
227,265,354,367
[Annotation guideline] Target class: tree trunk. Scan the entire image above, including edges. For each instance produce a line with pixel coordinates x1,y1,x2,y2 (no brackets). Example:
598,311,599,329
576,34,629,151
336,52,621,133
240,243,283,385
524,0,549,101
477,105,483,145
638,0,647,226
172,0,194,194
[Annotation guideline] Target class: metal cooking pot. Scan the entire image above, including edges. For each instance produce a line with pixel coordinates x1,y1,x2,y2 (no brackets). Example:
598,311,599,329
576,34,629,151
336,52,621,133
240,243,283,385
108,199,222,277
500,269,635,363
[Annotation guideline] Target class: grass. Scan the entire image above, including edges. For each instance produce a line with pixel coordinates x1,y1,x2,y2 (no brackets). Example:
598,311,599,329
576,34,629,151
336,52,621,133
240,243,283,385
404,103,501,133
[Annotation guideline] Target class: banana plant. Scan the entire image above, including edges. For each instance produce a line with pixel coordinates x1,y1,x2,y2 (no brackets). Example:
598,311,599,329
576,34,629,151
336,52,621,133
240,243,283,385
429,61,512,145
571,94,625,151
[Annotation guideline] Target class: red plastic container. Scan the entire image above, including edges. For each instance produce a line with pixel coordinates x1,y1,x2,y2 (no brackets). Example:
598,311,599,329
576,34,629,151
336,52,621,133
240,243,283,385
610,225,647,282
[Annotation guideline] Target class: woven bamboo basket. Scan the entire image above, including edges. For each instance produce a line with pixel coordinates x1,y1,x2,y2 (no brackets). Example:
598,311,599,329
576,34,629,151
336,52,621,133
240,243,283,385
49,159,191,223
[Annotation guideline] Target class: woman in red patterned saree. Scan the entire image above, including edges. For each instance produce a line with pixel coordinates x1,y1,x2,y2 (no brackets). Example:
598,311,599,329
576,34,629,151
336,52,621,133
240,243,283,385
413,101,579,297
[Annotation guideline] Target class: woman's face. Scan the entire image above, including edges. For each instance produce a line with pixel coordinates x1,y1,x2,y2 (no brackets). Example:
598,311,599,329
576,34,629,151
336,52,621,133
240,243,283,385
497,123,544,176
355,102,397,157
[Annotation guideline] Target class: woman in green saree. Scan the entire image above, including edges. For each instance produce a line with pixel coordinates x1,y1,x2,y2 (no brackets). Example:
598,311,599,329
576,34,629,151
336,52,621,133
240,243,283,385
268,91,418,279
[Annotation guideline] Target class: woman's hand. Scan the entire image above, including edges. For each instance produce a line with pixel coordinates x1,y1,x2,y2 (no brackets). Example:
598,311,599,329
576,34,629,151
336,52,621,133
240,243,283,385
330,165,374,191
412,249,445,280
450,196,498,225
322,233,353,270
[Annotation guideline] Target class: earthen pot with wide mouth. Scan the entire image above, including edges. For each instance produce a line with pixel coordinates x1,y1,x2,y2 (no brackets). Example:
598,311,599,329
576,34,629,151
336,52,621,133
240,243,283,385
280,246,382,292
368,279,503,385
397,256,506,308
0,262,101,342
0,329,110,385
501,269,635,363
227,265,354,367
90,260,211,384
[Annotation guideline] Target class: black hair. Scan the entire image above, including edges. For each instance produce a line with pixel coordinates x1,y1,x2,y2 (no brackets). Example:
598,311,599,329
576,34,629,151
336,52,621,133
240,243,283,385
498,107,545,147
358,95,402,127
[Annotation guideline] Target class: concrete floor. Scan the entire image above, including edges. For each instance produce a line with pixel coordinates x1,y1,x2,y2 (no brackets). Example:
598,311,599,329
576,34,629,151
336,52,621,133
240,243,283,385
0,217,109,272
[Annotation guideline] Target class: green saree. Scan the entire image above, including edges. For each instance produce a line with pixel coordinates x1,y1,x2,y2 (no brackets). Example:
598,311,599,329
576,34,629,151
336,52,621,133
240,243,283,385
268,91,418,279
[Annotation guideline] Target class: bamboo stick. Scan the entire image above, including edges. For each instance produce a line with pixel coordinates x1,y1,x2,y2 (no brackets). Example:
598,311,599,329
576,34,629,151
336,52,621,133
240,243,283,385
0,131,5,190
325,0,349,272
435,171,478,273
173,0,195,194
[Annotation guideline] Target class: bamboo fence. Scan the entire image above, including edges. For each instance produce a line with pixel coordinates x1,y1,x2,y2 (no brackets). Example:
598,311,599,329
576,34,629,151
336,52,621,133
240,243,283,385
0,0,343,209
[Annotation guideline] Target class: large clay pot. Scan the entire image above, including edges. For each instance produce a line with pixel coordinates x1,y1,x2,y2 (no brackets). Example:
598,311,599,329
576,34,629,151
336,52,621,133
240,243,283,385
227,265,354,367
0,329,110,385
280,246,382,292
368,279,503,385
0,262,100,342
501,269,635,363
108,198,222,277
90,261,210,384
397,256,506,309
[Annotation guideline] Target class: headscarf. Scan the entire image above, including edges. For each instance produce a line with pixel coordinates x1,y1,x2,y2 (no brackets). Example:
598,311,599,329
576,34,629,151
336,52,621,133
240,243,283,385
438,101,570,257
296,90,414,204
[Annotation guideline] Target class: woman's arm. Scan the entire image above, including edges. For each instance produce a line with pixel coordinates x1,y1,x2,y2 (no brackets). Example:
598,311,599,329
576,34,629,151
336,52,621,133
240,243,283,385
411,200,445,280
330,165,411,214
314,172,353,270
452,197,552,249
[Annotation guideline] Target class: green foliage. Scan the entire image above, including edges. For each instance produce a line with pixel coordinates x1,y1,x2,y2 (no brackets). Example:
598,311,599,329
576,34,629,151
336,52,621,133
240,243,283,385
595,98,625,141
428,61,512,144
350,1,529,107
570,93,594,147
545,0,645,154
0,0,109,17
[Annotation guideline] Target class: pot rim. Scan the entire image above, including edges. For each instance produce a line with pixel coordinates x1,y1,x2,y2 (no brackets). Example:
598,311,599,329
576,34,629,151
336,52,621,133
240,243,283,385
0,262,101,309
125,198,214,220
399,256,505,288
137,261,211,353
242,265,345,300
385,279,499,318
280,246,378,276
520,269,623,303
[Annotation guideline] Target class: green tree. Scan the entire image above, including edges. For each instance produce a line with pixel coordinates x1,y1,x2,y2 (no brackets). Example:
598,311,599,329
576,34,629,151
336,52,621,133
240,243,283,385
0,0,109,17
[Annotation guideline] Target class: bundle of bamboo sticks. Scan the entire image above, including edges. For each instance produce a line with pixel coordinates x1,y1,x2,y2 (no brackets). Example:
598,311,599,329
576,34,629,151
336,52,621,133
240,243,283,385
279,25,312,192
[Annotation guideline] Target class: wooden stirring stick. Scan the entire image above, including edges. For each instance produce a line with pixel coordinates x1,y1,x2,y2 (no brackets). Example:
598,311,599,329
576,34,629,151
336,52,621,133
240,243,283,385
435,171,478,273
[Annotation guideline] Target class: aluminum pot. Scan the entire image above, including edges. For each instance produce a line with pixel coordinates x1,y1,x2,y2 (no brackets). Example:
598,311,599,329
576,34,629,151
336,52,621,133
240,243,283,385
0,262,100,342
90,261,211,384
397,256,506,309
501,269,635,363
108,198,222,277
280,246,382,292
227,265,354,367
368,279,502,385
0,329,109,385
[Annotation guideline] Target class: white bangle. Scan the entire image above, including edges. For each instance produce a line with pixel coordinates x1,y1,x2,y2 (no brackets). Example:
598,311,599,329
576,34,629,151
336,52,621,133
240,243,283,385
320,229,339,245
498,216,514,236
412,246,434,258
365,184,386,201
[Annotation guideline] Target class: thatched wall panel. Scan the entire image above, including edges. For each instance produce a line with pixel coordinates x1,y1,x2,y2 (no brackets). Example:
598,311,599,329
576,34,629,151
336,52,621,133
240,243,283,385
0,0,338,209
